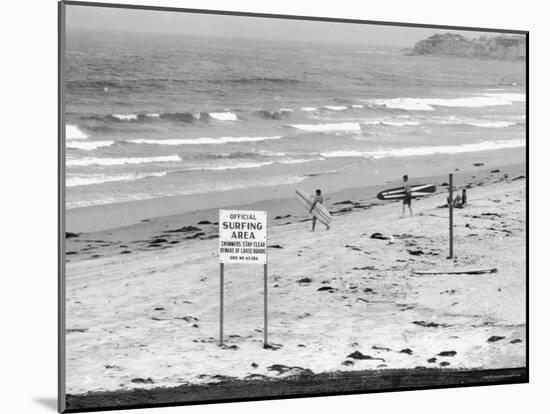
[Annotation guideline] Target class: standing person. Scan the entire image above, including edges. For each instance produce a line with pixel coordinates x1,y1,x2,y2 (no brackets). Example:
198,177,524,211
310,189,330,231
402,175,413,217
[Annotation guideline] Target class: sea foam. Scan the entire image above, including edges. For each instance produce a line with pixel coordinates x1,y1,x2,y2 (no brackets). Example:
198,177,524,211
66,140,114,150
482,92,526,102
367,98,435,111
67,175,307,209
112,114,139,121
322,105,347,111
465,120,517,128
366,93,525,111
321,139,526,159
278,157,323,164
209,112,238,121
128,136,283,145
381,120,421,127
66,125,88,140
187,161,275,171
289,122,362,132
67,171,167,187
67,154,181,167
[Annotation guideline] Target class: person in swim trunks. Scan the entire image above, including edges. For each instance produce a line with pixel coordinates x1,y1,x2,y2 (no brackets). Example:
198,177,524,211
402,175,413,217
310,189,330,231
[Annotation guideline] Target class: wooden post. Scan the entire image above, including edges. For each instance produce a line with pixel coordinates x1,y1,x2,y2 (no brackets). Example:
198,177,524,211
263,263,268,348
219,263,224,346
449,174,454,259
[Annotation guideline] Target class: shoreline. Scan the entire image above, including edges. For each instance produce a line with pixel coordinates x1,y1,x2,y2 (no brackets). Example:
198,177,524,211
65,366,527,411
65,162,526,262
66,147,526,234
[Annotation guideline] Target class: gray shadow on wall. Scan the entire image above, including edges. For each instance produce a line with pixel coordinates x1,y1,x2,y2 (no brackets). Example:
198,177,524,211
33,397,58,412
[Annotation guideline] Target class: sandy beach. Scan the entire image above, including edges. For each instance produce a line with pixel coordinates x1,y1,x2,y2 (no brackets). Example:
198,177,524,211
64,162,526,402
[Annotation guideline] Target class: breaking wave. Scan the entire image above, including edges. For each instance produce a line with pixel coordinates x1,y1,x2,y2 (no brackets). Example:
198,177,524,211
322,105,347,111
186,161,274,171
67,175,307,209
289,122,362,132
67,171,168,187
160,112,202,122
465,120,517,128
278,157,323,164
365,92,526,111
321,139,526,159
107,111,238,122
127,136,283,145
66,125,88,140
255,108,294,120
67,154,181,167
381,120,421,127
208,112,238,121
66,140,114,150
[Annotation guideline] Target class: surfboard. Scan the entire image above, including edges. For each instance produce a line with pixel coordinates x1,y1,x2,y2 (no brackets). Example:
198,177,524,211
413,267,497,275
377,184,436,201
295,190,331,227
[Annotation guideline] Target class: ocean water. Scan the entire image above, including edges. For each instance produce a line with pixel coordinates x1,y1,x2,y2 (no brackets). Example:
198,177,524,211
65,30,526,209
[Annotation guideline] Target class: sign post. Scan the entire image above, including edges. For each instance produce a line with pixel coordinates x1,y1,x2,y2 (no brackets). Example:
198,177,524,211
219,263,224,347
218,210,268,347
448,173,454,259
264,262,268,347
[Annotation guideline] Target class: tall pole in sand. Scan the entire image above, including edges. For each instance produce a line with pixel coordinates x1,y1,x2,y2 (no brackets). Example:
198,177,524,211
264,263,268,348
449,173,454,259
219,263,224,347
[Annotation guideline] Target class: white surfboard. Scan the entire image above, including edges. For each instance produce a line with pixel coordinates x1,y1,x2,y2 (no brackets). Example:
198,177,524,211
377,184,436,200
296,190,331,227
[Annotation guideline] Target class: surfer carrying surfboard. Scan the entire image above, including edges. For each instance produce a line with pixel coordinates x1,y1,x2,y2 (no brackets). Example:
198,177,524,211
310,189,330,231
402,175,413,217
295,189,332,231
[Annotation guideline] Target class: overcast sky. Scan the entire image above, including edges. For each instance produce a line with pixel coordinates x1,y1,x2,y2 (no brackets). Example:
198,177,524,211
66,4,511,48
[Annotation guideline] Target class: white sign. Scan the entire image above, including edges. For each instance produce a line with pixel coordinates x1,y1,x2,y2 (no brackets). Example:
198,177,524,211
219,210,267,264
